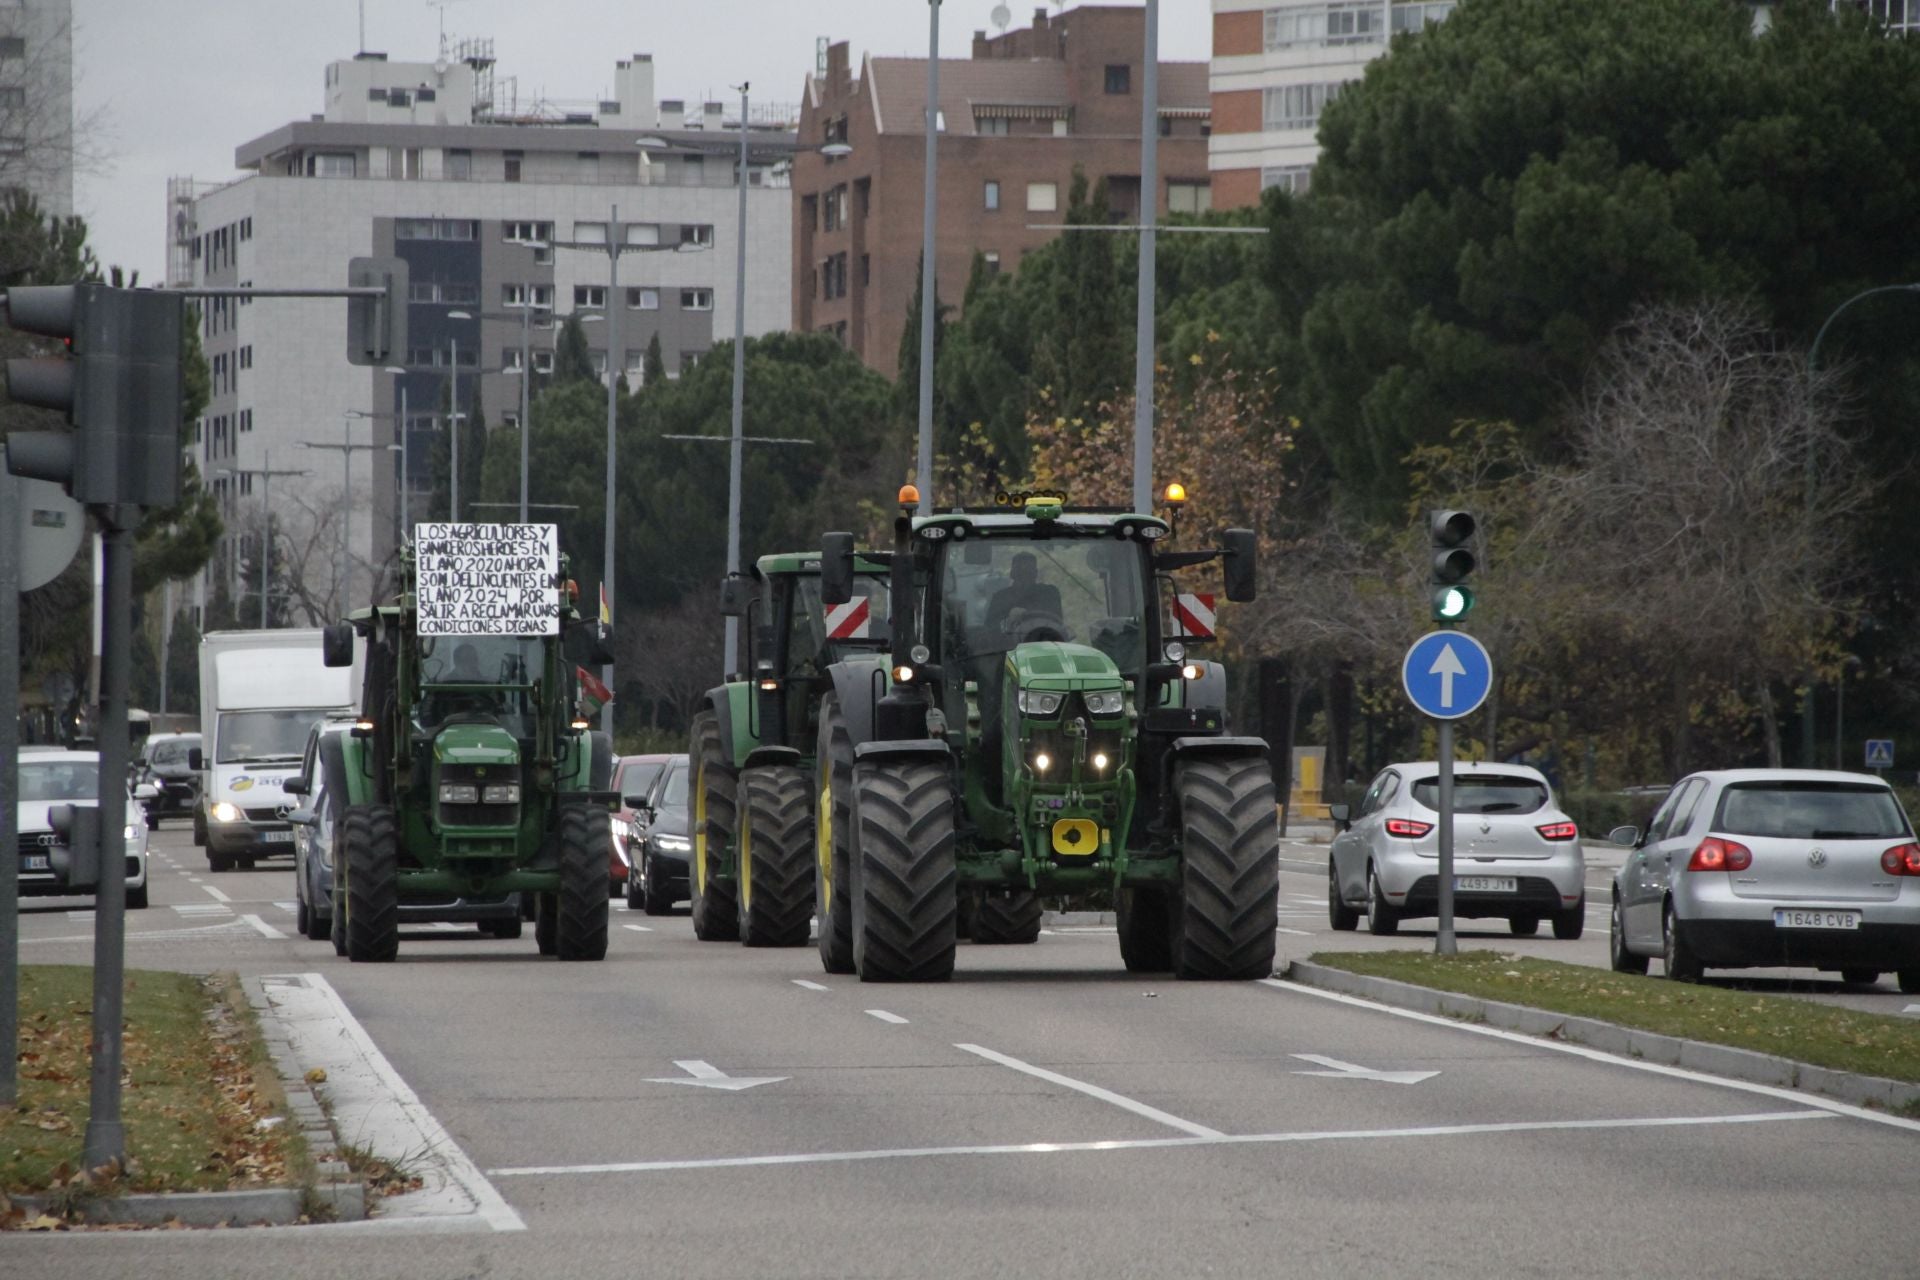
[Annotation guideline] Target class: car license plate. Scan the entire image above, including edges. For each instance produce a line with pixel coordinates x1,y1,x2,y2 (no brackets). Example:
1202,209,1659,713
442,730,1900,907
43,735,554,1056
1773,908,1859,930
23,854,48,872
1455,876,1516,893
262,830,294,844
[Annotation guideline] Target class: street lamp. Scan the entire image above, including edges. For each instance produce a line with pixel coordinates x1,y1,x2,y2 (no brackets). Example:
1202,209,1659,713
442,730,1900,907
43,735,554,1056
302,417,402,609
551,201,706,733
446,309,475,522
917,1,941,507
220,451,310,629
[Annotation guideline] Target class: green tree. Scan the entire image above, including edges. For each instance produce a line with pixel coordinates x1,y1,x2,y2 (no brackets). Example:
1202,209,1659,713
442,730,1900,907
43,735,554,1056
553,313,597,386
1031,169,1130,424
643,331,666,387
894,249,950,421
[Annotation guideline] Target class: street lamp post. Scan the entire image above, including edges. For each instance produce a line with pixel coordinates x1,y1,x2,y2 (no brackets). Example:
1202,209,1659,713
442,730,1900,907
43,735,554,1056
221,450,310,628
917,0,940,506
1132,0,1160,513
446,310,475,522
303,427,403,610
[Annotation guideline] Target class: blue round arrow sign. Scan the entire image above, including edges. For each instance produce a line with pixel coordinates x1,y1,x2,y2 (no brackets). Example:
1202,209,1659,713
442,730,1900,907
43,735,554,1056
1401,631,1493,721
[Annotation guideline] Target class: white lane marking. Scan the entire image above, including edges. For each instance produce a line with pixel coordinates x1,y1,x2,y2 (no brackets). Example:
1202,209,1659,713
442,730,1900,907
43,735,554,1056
202,884,230,902
174,902,232,915
866,1009,909,1025
792,979,829,991
646,1059,787,1091
275,900,299,913
1904,1004,1920,1015
65,910,95,922
487,1109,1826,1179
1291,1053,1439,1085
258,973,525,1232
1275,927,1313,937
24,920,258,946
242,913,288,940
622,924,652,933
1262,980,1920,1134
955,1043,1223,1139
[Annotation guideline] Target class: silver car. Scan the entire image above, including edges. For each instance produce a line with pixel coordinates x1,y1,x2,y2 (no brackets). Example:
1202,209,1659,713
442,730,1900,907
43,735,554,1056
1329,761,1585,938
1607,769,1920,991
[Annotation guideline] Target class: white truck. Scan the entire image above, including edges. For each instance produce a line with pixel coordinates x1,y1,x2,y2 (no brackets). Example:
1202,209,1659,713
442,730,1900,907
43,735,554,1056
193,629,356,871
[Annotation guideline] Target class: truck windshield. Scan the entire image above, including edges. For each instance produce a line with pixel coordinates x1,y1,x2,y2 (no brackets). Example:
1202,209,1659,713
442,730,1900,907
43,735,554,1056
217,711,316,763
18,760,99,801
938,536,1146,670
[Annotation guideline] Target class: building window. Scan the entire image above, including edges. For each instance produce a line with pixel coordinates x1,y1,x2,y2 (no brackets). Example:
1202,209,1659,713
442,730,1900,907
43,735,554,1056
1167,181,1212,215
309,152,356,177
1052,118,1070,138
574,285,607,309
1158,116,1173,138
681,288,713,312
395,218,477,240
821,253,848,300
502,347,524,372
1261,165,1313,195
1390,2,1457,35
823,184,847,232
859,254,870,286
446,149,472,180
1266,2,1401,50
367,88,388,103
976,116,1009,137
532,351,554,375
983,251,1001,277
984,180,1000,211
681,351,702,374
628,287,660,310
505,152,522,183
1263,82,1345,131
590,351,607,378
573,220,608,245
503,219,553,245
1026,182,1058,213
625,222,661,246
1105,65,1131,95
681,223,714,247
503,283,554,309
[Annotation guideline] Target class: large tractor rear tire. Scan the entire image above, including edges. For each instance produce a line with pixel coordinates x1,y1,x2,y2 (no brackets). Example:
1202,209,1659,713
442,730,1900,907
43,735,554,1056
814,694,857,974
556,804,612,961
851,759,957,983
1169,757,1278,980
343,805,399,963
1117,886,1172,972
689,709,740,942
738,765,814,947
969,891,1042,945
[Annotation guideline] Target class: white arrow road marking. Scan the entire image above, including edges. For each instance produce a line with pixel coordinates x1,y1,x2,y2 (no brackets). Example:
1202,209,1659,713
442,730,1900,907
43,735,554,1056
646,1059,787,1091
867,1009,909,1024
1428,642,1467,709
792,979,828,991
202,884,231,903
1291,1053,1439,1085
242,913,288,940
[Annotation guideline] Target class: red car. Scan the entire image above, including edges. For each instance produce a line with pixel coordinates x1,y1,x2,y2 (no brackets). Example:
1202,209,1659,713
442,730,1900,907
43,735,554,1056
609,754,673,895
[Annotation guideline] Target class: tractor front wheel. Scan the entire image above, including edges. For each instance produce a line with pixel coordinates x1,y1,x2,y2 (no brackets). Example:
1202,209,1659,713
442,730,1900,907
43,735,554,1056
343,805,399,963
738,765,814,947
689,709,740,942
969,891,1042,945
815,694,857,974
1170,757,1278,980
851,760,956,983
556,805,611,961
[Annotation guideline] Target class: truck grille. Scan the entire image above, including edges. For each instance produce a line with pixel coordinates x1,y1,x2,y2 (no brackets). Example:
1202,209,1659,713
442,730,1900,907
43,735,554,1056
244,806,284,823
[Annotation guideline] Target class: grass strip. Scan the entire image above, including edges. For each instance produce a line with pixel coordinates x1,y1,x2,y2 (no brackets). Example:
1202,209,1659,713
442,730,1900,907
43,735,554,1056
2,965,300,1198
1310,949,1920,1085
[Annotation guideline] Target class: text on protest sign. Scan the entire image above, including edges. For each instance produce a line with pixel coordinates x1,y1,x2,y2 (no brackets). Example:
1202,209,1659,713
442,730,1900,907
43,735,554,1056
414,523,561,636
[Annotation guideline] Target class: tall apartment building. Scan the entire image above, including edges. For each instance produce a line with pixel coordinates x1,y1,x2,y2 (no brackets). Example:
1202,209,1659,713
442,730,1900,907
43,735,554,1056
170,44,795,616
1208,0,1453,208
0,0,73,217
792,5,1210,374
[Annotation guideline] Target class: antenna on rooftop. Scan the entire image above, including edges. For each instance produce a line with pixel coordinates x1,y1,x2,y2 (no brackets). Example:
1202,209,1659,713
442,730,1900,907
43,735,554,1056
425,0,467,59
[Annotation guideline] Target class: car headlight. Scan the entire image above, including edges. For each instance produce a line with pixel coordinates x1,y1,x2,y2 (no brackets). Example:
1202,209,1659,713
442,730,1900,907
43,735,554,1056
212,802,242,823
482,784,521,805
1083,690,1125,716
124,824,140,841
653,834,691,854
1018,689,1063,716
439,784,479,804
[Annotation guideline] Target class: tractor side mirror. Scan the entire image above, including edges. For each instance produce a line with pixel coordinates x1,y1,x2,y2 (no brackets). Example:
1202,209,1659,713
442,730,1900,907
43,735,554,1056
820,532,855,606
322,622,355,668
1222,529,1257,603
188,748,204,772
718,574,752,618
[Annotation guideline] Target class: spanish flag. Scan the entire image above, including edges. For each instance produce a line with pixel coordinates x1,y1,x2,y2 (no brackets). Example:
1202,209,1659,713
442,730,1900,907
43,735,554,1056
599,583,610,626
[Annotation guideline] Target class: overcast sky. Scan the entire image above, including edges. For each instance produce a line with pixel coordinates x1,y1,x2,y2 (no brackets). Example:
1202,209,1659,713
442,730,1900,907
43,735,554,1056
72,0,1211,284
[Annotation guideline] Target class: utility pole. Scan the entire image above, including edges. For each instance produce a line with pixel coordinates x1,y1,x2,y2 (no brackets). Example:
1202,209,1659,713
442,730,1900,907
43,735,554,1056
916,0,940,506
725,84,750,677
1131,0,1160,513
221,450,310,629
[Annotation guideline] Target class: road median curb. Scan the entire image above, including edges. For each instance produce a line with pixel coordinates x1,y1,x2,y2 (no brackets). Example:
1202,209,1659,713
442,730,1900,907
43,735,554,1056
1282,960,1920,1113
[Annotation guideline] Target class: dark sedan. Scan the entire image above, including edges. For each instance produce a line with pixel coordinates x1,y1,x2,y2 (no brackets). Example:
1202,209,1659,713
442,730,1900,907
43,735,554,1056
625,754,689,916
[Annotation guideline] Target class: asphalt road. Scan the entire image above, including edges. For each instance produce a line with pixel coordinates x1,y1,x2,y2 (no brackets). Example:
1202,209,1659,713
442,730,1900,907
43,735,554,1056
6,824,1916,1278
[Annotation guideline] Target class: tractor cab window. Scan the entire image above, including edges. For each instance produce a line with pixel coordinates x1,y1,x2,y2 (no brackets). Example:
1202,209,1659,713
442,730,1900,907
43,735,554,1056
416,636,539,730
939,536,1146,671
792,574,889,671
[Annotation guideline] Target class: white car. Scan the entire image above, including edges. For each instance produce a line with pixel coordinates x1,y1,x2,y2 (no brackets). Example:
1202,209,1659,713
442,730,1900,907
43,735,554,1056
1608,769,1920,990
15,747,151,909
1329,761,1585,938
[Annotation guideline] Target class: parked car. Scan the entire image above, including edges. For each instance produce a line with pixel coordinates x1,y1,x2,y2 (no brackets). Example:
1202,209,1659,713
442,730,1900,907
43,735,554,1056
1329,761,1585,938
1607,769,1920,991
16,747,150,909
610,753,673,897
134,731,202,829
285,720,522,949
625,754,689,915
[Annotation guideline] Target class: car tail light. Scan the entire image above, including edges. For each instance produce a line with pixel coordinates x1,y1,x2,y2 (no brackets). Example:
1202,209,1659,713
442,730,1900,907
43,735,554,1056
1535,821,1578,842
1687,837,1752,872
1384,818,1433,838
1880,843,1920,876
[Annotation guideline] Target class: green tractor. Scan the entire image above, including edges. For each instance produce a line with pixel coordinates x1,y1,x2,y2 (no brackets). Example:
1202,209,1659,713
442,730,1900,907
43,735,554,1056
814,486,1276,982
316,533,618,962
686,550,892,958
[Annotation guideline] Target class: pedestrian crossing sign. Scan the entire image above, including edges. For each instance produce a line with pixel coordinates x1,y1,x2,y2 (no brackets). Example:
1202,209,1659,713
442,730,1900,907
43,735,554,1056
1865,739,1894,769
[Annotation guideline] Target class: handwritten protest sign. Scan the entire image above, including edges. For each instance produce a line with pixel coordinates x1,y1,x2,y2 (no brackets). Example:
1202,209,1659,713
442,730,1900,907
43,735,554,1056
414,523,561,636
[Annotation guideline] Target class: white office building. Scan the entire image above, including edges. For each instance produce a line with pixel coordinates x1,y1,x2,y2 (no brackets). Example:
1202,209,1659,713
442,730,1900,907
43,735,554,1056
0,0,73,217
169,43,795,620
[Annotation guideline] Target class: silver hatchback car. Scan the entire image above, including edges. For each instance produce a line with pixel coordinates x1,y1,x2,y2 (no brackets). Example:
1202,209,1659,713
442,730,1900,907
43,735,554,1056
1329,762,1585,938
1607,769,1920,991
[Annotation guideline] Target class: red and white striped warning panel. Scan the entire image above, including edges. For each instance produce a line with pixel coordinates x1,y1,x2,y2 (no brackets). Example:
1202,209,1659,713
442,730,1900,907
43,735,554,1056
1171,592,1216,639
826,597,872,639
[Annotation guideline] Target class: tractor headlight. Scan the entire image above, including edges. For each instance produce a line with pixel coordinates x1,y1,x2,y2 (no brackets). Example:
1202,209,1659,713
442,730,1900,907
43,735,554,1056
1032,751,1053,773
1092,752,1110,772
1018,690,1063,716
212,802,242,823
1082,690,1125,716
439,784,480,805
482,784,521,805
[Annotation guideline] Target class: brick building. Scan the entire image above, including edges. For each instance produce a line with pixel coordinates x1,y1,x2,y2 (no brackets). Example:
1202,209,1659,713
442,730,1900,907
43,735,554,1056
793,5,1210,374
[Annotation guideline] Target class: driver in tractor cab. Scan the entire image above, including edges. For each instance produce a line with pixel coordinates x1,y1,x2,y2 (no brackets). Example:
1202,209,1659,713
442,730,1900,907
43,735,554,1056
419,642,500,725
985,552,1064,633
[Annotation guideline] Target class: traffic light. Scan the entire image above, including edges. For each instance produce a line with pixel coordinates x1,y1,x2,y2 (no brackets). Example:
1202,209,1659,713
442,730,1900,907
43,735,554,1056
1429,509,1476,624
46,803,101,892
4,284,185,508
347,256,409,367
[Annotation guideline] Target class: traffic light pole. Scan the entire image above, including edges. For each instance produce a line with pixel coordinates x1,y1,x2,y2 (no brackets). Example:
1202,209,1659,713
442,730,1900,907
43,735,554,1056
1435,720,1457,957
0,472,18,1105
82,511,134,1169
